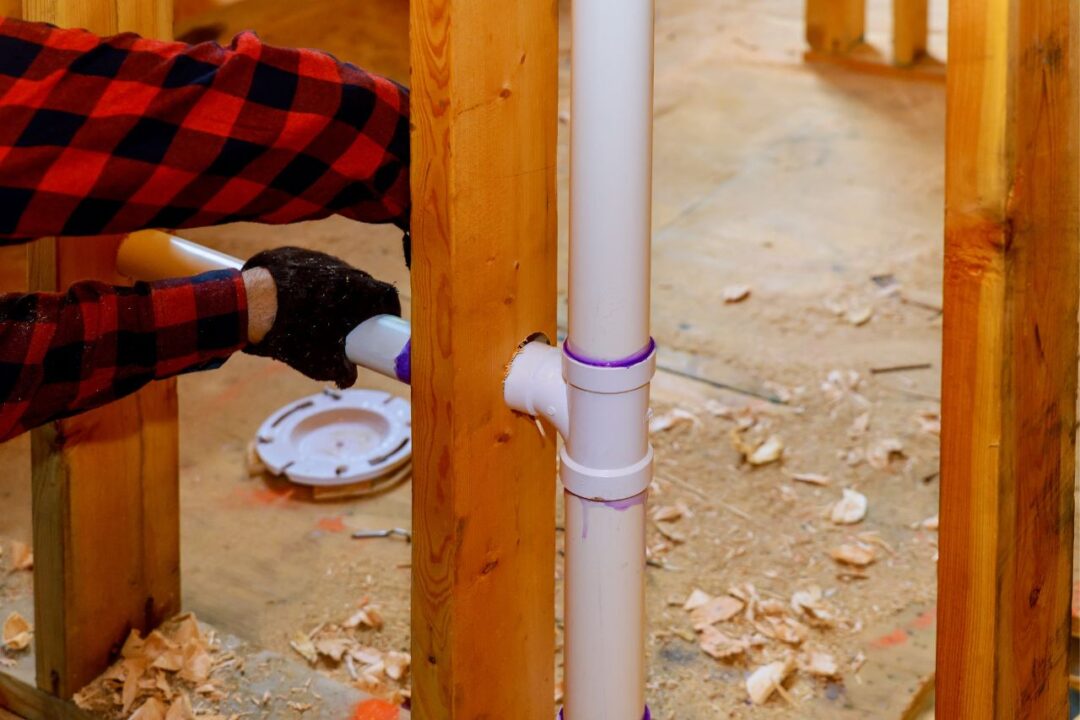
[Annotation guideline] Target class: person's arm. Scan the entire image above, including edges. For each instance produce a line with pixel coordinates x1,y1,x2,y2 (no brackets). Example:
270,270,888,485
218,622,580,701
0,16,409,239
0,248,398,441
0,269,249,440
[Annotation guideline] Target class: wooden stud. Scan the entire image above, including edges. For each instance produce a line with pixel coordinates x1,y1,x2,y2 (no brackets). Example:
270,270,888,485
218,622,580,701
20,0,178,700
0,1,20,19
893,0,928,66
805,0,865,55
408,0,558,716
938,0,1077,717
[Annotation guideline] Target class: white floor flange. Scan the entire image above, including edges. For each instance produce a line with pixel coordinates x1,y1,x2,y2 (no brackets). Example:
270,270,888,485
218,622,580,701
254,389,412,487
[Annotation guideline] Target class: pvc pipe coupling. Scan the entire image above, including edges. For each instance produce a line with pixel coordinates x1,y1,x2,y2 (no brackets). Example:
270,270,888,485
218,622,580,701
504,338,657,502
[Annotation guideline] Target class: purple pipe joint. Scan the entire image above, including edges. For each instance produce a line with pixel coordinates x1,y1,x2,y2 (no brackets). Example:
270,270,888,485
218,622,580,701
563,338,657,368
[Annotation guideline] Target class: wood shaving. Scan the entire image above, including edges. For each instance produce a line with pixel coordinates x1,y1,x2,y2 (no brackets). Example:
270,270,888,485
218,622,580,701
383,651,410,681
314,638,353,663
791,472,830,486
830,488,868,525
867,438,905,469
652,502,690,523
732,429,783,466
290,633,318,665
343,601,384,631
689,595,744,630
682,588,712,611
649,408,700,434
2,611,31,651
722,285,751,303
698,626,747,660
848,412,870,438
8,540,32,571
754,616,809,646
846,306,873,326
800,651,841,678
790,587,836,628
916,409,941,436
164,694,194,720
746,656,795,704
920,515,939,531
655,523,686,544
830,543,877,567
130,697,167,720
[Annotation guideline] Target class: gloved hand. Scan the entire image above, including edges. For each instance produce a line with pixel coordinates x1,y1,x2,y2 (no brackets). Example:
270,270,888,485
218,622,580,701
241,247,400,388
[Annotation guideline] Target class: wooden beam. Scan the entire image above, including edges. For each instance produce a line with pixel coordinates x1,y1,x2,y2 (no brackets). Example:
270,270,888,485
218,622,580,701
408,0,557,716
937,0,1077,717
893,0,928,66
0,1,21,19
806,0,865,55
20,0,179,700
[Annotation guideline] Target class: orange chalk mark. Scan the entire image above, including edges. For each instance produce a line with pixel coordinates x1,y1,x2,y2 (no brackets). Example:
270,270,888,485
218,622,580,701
870,627,908,649
910,609,935,630
317,516,347,533
351,699,400,720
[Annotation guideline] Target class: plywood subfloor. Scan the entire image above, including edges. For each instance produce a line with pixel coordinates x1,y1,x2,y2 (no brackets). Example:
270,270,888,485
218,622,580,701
0,0,972,717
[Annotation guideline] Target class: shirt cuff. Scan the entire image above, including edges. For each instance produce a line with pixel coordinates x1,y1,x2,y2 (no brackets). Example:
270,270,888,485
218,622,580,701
148,269,249,379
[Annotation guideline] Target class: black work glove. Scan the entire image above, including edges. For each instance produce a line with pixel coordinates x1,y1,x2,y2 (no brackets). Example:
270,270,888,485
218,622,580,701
242,247,401,388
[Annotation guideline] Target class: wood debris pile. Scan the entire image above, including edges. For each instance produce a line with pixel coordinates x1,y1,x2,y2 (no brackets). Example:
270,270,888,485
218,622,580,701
290,597,411,704
678,583,850,705
72,614,238,720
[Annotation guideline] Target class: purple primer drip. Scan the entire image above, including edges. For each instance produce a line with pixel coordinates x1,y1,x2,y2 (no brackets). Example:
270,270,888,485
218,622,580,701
579,491,648,539
557,708,650,719
563,338,656,368
393,340,411,384
604,491,648,511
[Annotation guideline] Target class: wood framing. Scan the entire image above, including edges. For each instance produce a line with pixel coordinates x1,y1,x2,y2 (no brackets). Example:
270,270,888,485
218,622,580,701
21,0,179,701
937,0,1078,717
408,0,558,716
892,0,927,66
805,0,865,55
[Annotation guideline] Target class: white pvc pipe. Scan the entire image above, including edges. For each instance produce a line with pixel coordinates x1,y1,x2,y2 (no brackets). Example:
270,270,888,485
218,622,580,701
561,1,655,717
344,315,412,384
563,492,648,720
117,230,243,280
568,0,654,361
117,230,412,384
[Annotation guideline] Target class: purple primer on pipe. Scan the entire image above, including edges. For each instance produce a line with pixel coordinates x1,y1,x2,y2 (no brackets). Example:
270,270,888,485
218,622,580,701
578,491,648,539
557,708,650,719
564,337,656,368
393,340,411,384
604,491,648,511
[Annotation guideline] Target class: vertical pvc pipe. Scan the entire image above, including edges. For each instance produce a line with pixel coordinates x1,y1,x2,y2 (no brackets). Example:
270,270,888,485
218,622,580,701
568,0,654,361
563,0,655,717
563,492,648,720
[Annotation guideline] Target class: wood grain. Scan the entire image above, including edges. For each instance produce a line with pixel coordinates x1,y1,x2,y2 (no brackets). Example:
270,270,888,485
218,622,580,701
805,0,865,55
893,0,927,66
937,0,1077,717
408,0,558,716
19,0,180,700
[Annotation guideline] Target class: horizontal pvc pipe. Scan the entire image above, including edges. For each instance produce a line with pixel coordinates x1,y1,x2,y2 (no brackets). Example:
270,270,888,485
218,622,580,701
117,229,411,384
117,229,243,281
345,315,412,384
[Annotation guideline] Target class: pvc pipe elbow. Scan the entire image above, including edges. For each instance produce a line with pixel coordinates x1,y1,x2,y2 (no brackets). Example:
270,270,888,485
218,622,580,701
504,341,570,438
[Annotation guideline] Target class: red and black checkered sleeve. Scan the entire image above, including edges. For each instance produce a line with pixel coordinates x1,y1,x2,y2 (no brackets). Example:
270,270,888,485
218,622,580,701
0,269,247,440
0,16,410,238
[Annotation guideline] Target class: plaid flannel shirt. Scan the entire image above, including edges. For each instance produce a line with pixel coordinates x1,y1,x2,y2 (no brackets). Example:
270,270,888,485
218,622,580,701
0,16,410,440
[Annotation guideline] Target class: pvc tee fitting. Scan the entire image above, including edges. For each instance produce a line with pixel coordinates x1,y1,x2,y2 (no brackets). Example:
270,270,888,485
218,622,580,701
504,338,657,502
